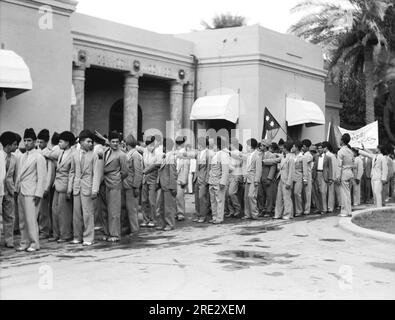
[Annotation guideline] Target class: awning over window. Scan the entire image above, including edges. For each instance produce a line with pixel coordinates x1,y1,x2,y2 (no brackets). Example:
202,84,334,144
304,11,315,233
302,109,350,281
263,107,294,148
0,49,32,99
286,97,325,127
190,94,239,123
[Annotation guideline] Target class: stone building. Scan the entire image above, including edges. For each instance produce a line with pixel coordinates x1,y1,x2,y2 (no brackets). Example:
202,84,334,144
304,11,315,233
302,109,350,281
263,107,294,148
0,0,341,145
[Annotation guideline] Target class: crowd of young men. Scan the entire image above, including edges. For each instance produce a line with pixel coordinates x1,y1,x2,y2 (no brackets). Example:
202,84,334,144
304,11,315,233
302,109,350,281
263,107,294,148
0,127,394,254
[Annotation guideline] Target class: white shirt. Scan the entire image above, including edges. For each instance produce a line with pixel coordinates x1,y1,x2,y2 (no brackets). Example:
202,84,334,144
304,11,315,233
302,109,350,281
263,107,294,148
317,154,324,171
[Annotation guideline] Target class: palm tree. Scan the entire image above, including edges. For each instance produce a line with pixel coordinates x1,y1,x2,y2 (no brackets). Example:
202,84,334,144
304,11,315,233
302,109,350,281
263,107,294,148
201,13,247,29
288,0,392,124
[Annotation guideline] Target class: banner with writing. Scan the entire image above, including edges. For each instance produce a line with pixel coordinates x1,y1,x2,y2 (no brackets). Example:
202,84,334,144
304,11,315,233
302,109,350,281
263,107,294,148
338,121,378,149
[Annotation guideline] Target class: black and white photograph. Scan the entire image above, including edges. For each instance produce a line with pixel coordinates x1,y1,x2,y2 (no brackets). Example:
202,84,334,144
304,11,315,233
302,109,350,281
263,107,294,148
0,0,395,303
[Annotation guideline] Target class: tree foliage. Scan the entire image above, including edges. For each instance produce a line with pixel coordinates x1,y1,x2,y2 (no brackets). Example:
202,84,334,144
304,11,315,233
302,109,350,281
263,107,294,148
201,13,247,29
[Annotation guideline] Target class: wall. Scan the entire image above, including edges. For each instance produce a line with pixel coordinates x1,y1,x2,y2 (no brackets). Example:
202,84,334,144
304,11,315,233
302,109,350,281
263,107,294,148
0,0,75,136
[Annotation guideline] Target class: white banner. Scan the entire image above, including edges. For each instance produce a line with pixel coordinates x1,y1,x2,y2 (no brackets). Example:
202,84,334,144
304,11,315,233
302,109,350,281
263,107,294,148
338,121,378,149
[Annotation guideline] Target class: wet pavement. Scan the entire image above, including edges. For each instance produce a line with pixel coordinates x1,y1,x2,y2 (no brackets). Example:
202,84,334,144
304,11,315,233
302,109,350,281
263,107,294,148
1,195,395,299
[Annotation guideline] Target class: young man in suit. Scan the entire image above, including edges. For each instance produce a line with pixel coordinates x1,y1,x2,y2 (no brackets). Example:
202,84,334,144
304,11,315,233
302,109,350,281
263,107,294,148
301,139,314,215
142,136,161,228
15,128,47,252
100,131,128,242
352,148,364,206
257,140,277,218
1,132,18,248
50,131,75,243
123,134,143,236
242,138,262,220
36,129,56,240
156,138,178,231
70,130,102,246
292,141,308,217
322,142,338,213
226,138,243,218
361,155,373,204
335,134,355,217
358,145,388,208
12,133,22,236
193,137,214,223
175,136,190,222
274,141,295,220
314,143,333,214
208,136,230,224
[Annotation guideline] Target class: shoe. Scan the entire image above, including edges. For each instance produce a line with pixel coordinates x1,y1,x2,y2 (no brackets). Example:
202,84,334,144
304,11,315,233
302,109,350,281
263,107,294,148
39,234,50,240
106,237,119,242
208,219,214,223
192,218,199,222
48,237,59,242
70,239,82,244
82,241,93,246
212,221,222,224
140,222,148,227
163,226,174,231
282,217,291,220
26,247,38,252
5,243,14,249
224,214,233,218
57,239,68,244
198,218,205,223
15,246,27,252
156,226,164,231
177,215,185,221
241,216,250,220
338,213,349,217
147,222,156,228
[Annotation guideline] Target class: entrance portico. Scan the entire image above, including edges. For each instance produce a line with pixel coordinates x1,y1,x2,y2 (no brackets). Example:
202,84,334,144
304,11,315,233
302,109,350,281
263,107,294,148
71,32,195,140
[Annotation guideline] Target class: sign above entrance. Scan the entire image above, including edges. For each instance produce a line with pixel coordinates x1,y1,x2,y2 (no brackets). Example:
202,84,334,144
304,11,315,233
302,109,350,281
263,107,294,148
73,46,192,81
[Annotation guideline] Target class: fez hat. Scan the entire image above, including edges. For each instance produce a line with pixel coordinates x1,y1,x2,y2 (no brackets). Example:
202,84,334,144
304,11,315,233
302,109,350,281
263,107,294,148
79,130,93,141
23,128,37,140
145,136,155,146
0,131,17,147
175,136,186,145
341,133,351,145
37,129,50,142
51,132,60,146
59,131,76,145
309,145,317,152
108,131,121,141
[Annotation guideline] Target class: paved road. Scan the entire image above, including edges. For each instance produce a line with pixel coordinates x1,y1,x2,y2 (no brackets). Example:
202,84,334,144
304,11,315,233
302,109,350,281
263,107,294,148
1,196,394,299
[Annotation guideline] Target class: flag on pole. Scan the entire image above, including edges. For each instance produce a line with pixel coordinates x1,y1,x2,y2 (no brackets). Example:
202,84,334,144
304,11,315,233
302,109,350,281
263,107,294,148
262,108,281,140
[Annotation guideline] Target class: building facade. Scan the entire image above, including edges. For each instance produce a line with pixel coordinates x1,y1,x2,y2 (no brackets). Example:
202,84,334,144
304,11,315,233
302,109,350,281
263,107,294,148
0,0,341,145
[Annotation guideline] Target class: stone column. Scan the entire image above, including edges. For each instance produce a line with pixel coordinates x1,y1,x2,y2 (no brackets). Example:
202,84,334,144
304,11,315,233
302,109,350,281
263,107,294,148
170,80,184,135
124,73,139,138
183,82,194,130
71,65,86,136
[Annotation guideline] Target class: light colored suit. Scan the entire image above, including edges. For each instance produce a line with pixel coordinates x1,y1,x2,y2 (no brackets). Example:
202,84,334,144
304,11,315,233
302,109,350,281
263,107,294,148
293,153,308,215
303,151,313,214
275,153,295,219
0,150,5,198
352,156,364,206
157,151,177,228
52,148,74,240
1,151,17,246
16,149,47,250
258,150,277,215
227,149,243,216
336,146,355,216
123,149,143,233
176,148,190,218
326,151,338,212
244,150,262,219
193,148,214,220
208,150,230,223
38,147,56,237
70,149,101,242
313,154,332,212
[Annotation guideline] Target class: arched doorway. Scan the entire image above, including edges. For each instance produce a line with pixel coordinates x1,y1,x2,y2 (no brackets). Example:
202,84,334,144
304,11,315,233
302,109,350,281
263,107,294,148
109,99,143,138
